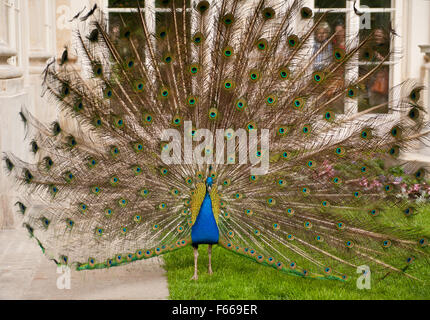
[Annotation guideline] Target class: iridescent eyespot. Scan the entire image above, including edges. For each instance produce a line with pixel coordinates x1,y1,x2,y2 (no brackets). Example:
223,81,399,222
189,63,200,75
222,13,235,26
300,7,313,19
192,31,205,44
256,38,268,51
347,87,357,98
333,47,345,62
187,95,198,107
88,258,96,267
249,70,261,82
337,222,345,230
223,46,234,58
265,94,277,106
279,67,290,80
118,198,128,207
415,168,426,180
360,128,372,140
382,240,392,248
419,238,428,247
324,110,334,121
384,184,393,192
369,209,379,217
196,1,209,13
262,7,275,20
160,87,170,98
302,125,311,134
410,88,422,102
67,136,77,148
266,198,276,206
245,209,253,216
223,79,235,91
104,87,113,99
335,147,346,156
287,35,299,48
333,177,342,184
312,71,325,83
292,97,305,110
281,151,290,160
235,98,247,111
390,126,401,138
246,121,257,132
388,146,400,157
91,186,101,195
208,108,219,120
163,52,174,64
234,193,243,200
406,257,415,264
286,208,294,216
110,176,119,186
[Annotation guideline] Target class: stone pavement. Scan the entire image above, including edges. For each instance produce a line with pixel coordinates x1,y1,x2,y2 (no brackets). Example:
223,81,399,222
0,228,169,300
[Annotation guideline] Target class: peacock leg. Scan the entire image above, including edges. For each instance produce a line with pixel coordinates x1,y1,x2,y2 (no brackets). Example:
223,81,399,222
191,246,199,280
208,245,213,275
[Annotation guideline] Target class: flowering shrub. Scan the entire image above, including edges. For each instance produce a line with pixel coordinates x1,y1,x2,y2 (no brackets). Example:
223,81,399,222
315,159,430,201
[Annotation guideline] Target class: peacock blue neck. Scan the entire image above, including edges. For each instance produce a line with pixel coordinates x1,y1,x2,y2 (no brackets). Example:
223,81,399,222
191,189,219,245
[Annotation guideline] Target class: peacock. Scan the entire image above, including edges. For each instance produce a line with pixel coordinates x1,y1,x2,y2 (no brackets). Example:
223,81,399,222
4,0,430,283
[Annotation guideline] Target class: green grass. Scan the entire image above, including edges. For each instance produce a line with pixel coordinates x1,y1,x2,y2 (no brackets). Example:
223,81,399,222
163,244,430,300
163,204,430,300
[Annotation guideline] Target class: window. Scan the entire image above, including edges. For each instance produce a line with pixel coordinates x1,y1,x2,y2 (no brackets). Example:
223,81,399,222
106,0,192,60
105,0,401,116
308,0,399,114
1,0,22,68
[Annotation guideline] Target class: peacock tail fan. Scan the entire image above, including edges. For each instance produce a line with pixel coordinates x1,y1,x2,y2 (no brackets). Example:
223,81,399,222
3,0,430,281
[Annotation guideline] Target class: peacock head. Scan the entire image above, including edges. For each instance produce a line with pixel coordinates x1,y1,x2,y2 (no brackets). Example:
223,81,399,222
206,165,214,188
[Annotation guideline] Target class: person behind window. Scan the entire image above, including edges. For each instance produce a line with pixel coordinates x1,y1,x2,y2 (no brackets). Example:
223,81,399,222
313,22,333,70
330,21,346,113
367,27,389,107
333,21,346,50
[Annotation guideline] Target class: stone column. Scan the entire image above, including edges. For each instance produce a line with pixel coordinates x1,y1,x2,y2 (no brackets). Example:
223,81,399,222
0,0,28,229
28,0,57,123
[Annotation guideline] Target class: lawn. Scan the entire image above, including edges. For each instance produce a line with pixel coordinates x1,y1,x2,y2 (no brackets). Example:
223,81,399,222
163,204,430,300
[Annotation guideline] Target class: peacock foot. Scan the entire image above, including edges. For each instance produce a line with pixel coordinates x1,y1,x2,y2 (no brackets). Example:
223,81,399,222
191,274,198,281
208,268,213,275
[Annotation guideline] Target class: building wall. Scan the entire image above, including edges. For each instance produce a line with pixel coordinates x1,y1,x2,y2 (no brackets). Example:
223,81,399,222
1,0,430,228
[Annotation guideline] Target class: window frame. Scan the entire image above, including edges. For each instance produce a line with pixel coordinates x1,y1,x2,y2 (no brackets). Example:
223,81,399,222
104,0,403,123
304,0,403,121
103,0,197,64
